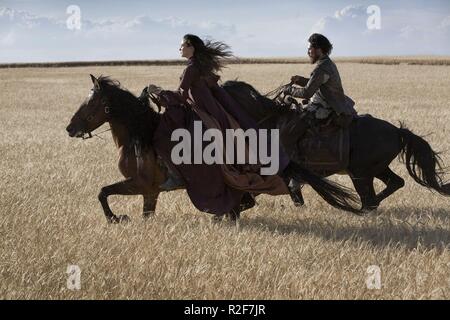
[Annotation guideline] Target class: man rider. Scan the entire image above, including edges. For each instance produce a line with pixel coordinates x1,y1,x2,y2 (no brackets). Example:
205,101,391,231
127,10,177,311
280,33,357,159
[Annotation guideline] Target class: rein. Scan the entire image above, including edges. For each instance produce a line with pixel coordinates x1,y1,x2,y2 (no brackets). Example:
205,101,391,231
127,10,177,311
264,82,292,99
81,126,112,140
258,81,299,125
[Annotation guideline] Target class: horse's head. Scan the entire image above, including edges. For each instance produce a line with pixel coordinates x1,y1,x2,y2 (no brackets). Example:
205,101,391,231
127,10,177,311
66,74,111,138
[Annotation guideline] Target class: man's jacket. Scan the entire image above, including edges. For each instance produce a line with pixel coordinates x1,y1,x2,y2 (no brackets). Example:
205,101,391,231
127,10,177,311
288,55,356,116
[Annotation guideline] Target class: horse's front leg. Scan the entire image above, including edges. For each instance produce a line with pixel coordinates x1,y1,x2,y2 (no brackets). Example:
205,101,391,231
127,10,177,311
98,177,148,223
97,145,158,223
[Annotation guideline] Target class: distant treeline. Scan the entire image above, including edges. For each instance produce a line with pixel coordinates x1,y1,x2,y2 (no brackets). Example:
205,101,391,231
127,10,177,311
1,57,450,68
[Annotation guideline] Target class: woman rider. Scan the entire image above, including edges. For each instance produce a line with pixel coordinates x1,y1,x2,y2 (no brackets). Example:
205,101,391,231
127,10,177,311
150,34,292,215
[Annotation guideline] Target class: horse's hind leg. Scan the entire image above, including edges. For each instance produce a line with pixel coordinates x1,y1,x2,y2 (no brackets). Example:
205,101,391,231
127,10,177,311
350,176,379,212
212,206,240,227
374,167,405,205
143,191,159,219
288,180,305,207
227,209,240,221
226,206,241,229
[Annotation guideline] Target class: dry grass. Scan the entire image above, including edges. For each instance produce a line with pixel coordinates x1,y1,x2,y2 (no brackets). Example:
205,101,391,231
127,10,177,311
0,62,450,299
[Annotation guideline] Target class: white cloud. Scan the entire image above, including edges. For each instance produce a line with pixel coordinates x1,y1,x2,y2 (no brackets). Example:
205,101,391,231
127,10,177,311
1,4,450,62
399,25,416,39
0,7,238,62
0,30,15,46
310,4,450,56
0,7,59,29
312,5,367,33
439,15,450,29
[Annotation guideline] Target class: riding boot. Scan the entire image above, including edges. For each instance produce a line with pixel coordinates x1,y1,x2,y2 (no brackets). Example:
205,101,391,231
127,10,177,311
159,167,185,191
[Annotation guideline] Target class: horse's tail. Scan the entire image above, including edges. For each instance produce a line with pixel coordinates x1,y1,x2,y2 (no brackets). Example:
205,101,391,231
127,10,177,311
284,162,362,214
398,125,450,196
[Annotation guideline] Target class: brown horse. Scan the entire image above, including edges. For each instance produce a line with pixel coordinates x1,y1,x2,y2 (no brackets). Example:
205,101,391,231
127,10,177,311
66,75,166,223
66,75,261,223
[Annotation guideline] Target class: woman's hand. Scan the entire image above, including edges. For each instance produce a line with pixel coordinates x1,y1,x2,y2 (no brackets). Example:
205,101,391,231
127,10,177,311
147,84,162,95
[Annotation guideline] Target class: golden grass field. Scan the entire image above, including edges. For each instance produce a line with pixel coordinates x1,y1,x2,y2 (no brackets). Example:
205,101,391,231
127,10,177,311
1,60,449,299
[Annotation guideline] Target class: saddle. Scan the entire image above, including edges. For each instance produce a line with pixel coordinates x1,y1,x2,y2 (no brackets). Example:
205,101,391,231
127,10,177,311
293,119,350,176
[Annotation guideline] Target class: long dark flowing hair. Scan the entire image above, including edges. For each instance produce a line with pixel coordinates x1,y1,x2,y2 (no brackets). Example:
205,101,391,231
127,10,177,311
183,34,233,76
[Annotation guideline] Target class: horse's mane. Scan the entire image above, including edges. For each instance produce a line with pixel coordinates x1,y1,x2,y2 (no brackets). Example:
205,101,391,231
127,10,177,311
97,75,160,148
222,80,288,128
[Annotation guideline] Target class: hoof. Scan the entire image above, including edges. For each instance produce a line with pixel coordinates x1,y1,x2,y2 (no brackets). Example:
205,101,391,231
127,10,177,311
212,214,224,223
143,211,155,220
226,212,239,222
118,215,131,223
293,201,304,207
108,215,131,224
361,205,379,216
235,218,241,231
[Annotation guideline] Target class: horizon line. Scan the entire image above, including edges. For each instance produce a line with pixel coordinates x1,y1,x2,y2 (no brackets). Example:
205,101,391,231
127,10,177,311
2,55,450,68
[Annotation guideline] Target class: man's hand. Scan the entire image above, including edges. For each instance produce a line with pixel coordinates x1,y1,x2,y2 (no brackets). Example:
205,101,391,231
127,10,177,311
283,86,292,95
290,75,308,86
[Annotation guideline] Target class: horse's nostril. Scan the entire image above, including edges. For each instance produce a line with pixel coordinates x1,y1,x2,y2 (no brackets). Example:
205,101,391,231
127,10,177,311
66,125,76,136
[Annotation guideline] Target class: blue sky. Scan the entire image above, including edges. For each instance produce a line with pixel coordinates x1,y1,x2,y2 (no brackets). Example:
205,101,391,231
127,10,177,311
1,0,449,62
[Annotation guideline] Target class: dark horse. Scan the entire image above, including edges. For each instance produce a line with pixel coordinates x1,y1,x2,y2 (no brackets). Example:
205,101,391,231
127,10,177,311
66,75,362,223
223,80,450,211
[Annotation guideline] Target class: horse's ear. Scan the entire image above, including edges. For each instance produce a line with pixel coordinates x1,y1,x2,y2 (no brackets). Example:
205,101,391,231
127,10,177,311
90,74,101,91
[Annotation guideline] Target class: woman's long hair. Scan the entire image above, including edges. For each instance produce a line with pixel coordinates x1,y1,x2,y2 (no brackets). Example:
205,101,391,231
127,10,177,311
183,34,233,76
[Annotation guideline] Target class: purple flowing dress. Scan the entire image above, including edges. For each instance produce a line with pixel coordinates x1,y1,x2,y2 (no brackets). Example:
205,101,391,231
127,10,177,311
153,57,289,214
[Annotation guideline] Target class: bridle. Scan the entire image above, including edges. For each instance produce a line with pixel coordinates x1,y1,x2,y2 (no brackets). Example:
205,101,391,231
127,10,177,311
80,94,112,140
